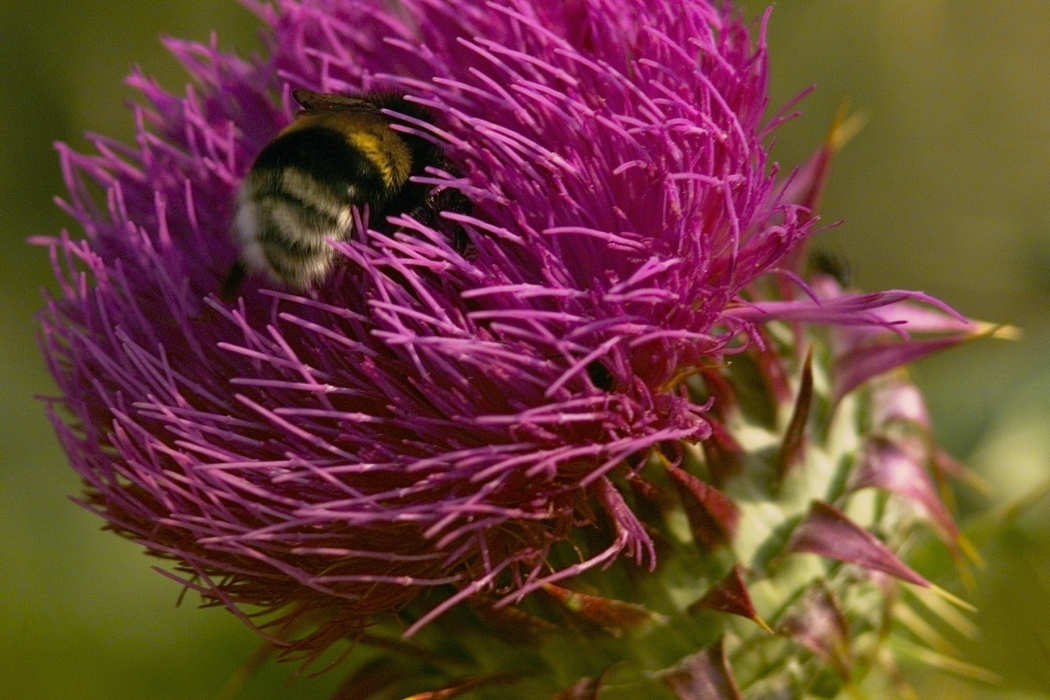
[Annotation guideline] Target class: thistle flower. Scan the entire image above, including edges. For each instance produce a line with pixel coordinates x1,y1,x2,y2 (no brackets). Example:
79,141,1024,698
37,0,998,696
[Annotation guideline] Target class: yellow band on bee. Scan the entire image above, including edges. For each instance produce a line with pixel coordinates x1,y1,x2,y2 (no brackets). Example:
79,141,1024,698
347,131,410,189
281,112,412,190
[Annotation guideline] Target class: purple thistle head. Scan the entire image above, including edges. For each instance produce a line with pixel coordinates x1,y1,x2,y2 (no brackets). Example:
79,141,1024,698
36,0,971,657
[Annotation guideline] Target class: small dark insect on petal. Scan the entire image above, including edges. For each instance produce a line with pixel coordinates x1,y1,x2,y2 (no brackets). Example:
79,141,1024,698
220,259,247,301
586,360,615,391
809,249,852,287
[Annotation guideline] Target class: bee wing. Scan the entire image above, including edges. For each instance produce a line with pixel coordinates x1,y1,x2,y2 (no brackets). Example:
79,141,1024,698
292,89,379,114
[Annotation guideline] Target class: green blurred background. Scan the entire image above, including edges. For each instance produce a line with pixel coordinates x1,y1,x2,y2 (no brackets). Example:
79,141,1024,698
1,1,1048,698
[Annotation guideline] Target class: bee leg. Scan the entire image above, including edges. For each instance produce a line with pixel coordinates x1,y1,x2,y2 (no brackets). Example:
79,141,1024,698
220,259,247,301
435,187,473,256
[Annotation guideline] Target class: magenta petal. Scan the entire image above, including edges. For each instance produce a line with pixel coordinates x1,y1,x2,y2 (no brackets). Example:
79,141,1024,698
597,477,657,569
777,583,851,678
854,299,981,335
786,501,929,586
725,290,949,327
661,637,743,700
870,375,931,431
832,334,973,403
848,437,959,543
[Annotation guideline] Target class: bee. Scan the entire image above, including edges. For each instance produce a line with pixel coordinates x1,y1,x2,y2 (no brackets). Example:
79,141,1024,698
225,89,454,296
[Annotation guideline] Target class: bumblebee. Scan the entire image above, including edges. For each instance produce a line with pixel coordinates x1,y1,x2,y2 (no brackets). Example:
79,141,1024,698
227,89,452,294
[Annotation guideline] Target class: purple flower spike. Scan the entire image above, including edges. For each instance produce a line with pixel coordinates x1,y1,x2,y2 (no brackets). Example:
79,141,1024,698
36,0,946,658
